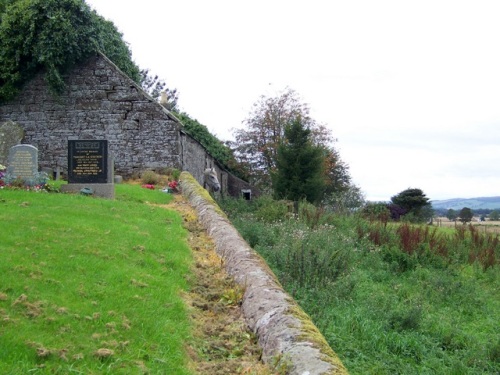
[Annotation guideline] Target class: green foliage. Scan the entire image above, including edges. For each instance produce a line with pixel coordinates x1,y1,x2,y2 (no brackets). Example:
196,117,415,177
254,195,291,222
459,207,474,223
272,118,326,203
362,202,391,222
490,210,500,221
323,183,365,214
446,208,458,221
391,188,433,223
232,87,351,193
0,0,15,19
220,195,500,374
0,0,140,102
175,112,247,180
140,169,161,185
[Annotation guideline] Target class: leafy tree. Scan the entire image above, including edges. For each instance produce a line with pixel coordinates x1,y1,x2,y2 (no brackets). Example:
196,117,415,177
0,0,14,19
324,184,365,214
489,210,500,221
458,207,474,223
388,203,407,221
272,117,325,203
446,209,458,222
233,88,310,184
0,0,140,102
361,202,391,223
140,69,178,110
322,146,352,196
390,188,432,223
232,87,350,194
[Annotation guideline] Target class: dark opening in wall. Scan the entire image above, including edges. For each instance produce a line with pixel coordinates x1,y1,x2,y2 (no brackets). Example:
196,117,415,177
242,189,251,200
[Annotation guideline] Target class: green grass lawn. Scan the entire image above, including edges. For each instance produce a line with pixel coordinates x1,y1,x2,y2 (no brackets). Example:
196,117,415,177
0,185,193,374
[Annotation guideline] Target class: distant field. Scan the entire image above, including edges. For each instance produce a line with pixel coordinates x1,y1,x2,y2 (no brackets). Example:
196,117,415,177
434,217,500,234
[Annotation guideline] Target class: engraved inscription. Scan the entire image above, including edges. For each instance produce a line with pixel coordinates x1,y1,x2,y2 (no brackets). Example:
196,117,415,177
68,140,108,183
7,144,38,180
9,150,36,178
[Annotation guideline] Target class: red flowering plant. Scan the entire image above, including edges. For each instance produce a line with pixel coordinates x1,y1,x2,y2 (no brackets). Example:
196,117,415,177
168,180,178,191
0,164,5,187
2,170,50,191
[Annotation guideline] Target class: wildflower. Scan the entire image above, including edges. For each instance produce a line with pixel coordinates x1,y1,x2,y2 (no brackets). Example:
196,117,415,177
168,180,178,191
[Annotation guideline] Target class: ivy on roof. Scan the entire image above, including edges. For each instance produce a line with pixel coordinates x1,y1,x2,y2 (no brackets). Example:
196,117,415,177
0,0,140,102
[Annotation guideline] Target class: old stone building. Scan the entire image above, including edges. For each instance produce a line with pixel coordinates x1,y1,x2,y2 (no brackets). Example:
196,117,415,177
0,52,253,197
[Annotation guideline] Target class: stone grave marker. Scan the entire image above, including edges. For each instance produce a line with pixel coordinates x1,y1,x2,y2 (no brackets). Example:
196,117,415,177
6,144,38,181
0,121,24,166
68,140,109,183
61,140,114,199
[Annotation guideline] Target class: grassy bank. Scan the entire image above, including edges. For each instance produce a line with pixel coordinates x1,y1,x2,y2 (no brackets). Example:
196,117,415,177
220,196,500,375
0,185,193,374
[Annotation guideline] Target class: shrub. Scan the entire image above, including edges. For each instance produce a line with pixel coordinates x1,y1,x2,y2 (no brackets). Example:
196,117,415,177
254,196,292,223
140,170,160,185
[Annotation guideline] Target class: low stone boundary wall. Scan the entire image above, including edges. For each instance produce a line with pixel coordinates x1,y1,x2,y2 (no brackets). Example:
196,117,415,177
180,172,348,375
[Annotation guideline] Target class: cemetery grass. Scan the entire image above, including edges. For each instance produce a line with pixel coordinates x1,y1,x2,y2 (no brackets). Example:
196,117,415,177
0,185,193,373
0,185,273,374
219,196,500,375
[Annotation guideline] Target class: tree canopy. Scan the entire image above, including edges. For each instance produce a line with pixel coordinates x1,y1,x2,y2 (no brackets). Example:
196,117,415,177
490,210,500,221
231,88,352,197
390,188,433,223
446,209,458,222
458,207,474,223
0,0,140,102
272,117,325,203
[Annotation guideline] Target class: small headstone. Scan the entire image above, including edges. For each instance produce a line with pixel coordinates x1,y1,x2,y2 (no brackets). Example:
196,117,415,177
7,144,38,181
0,121,24,166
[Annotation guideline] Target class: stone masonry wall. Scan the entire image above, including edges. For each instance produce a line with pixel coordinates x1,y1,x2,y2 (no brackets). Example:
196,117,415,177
0,52,257,198
0,53,181,177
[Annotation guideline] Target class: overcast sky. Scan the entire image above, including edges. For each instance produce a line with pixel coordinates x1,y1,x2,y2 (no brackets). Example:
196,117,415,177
86,0,500,202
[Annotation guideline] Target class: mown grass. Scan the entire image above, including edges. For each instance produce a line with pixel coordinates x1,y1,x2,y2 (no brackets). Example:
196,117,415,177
220,197,500,375
0,184,193,374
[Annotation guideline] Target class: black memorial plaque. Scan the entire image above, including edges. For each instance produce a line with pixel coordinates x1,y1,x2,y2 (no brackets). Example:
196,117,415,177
68,140,108,183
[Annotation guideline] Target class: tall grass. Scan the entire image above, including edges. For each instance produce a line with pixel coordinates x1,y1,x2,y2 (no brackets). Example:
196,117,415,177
220,196,500,374
0,186,193,374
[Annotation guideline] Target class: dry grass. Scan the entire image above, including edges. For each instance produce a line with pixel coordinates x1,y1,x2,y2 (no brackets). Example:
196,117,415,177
435,217,500,234
167,195,275,375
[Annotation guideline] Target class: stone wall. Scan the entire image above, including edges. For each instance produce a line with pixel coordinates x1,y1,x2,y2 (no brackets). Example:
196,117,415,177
180,172,348,374
0,52,256,197
0,53,180,178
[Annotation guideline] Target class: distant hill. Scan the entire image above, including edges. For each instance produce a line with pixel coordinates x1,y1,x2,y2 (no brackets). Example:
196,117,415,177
431,196,500,211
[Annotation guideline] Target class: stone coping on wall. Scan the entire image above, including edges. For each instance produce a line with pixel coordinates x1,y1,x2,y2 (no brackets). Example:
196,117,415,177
179,172,348,375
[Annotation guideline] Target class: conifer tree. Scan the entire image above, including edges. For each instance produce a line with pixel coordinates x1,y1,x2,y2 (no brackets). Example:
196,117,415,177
272,118,325,203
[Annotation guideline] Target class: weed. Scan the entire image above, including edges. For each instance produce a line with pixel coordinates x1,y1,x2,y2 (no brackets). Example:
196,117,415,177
220,196,500,375
140,169,161,185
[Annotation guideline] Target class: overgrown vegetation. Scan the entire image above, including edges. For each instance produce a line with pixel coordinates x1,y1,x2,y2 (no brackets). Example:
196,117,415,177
0,0,141,102
174,112,248,180
219,196,500,374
